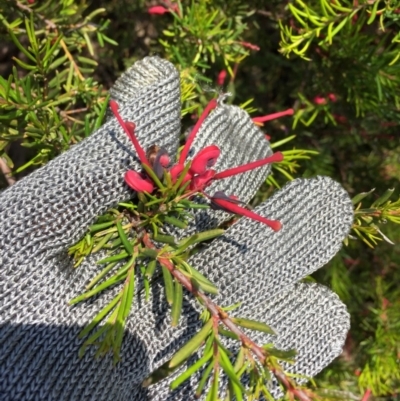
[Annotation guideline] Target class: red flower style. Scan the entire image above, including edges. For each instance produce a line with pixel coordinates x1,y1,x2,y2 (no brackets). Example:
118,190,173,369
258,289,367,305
109,98,291,231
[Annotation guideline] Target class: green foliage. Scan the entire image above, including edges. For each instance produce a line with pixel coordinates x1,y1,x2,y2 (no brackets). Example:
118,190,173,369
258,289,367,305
351,188,400,248
0,0,114,173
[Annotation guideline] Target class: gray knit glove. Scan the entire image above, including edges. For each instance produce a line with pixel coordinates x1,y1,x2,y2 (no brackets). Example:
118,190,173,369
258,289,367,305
0,57,353,401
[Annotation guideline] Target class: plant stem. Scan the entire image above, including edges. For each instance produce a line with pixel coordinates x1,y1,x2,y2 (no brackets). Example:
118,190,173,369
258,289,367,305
141,232,314,401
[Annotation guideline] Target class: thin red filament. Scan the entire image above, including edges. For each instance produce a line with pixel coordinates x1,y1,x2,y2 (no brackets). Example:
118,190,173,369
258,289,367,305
109,100,150,166
214,152,283,180
212,197,282,231
179,98,218,165
252,108,294,123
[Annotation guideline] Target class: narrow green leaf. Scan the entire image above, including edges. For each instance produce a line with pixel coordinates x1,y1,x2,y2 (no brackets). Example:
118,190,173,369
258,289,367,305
264,346,297,361
117,220,134,255
162,266,174,305
140,265,151,301
86,261,117,290
207,368,219,401
103,236,122,249
78,322,109,358
8,29,37,63
231,318,276,335
123,267,135,320
371,188,394,207
177,229,224,249
219,348,245,396
170,348,213,389
145,260,157,278
222,302,242,312
178,200,209,209
218,326,239,340
140,248,158,258
77,56,98,66
169,319,213,368
96,251,129,264
233,347,245,373
195,361,214,397
142,359,181,387
92,232,113,253
12,57,36,71
94,96,109,130
145,197,165,207
352,188,375,205
185,265,218,294
171,279,183,326
270,135,296,149
172,162,191,192
70,256,135,304
190,276,218,295
164,215,188,229
142,163,165,189
367,0,381,24
154,233,176,245
89,220,115,233
78,292,122,339
42,34,63,65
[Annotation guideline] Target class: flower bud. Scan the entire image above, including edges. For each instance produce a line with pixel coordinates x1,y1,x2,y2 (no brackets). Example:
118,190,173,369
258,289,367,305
125,170,154,193
190,145,220,175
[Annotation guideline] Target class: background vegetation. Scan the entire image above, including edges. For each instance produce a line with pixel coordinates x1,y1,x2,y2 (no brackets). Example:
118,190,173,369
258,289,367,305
1,0,399,399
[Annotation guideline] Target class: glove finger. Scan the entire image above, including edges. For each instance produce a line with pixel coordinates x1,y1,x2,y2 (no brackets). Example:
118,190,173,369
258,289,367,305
139,282,349,400
191,175,353,307
0,56,180,269
109,57,175,107
190,102,273,204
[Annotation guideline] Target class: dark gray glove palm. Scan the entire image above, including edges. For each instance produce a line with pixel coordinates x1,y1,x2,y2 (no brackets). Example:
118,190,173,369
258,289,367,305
0,57,353,401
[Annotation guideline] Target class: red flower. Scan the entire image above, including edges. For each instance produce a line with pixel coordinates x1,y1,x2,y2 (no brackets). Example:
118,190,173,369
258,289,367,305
217,70,227,86
328,93,338,102
313,96,327,105
109,97,292,230
148,6,169,15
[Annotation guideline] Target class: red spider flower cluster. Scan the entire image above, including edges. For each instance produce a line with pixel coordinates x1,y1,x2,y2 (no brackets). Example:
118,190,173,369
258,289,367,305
109,99,292,232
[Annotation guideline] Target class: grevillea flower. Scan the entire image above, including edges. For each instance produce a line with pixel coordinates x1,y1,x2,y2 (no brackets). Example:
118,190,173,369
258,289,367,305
217,70,227,86
148,2,180,15
313,96,327,105
110,97,292,230
148,6,169,15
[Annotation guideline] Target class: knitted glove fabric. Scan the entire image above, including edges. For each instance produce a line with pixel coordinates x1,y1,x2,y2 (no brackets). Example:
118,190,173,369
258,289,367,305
0,57,353,401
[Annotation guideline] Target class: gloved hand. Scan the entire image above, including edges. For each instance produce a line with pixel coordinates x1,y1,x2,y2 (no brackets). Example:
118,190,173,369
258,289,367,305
0,57,353,401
